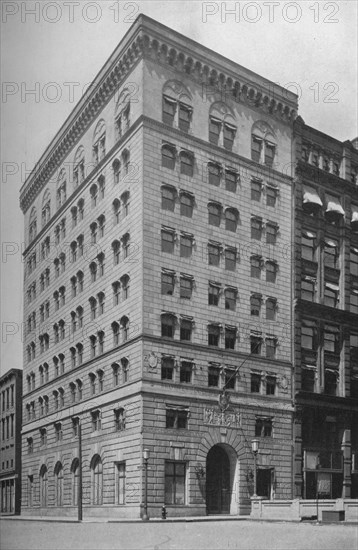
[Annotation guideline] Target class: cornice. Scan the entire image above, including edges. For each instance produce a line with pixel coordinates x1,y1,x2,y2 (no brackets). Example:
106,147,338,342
20,15,297,214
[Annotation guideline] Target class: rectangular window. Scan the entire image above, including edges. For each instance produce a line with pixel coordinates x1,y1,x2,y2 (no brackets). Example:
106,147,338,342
251,256,261,278
225,327,236,350
266,223,277,245
178,104,191,132
180,277,193,299
180,320,192,341
251,179,262,201
161,272,175,295
324,326,339,354
266,262,277,283
302,277,316,301
266,376,276,395
251,136,262,163
223,124,235,150
266,338,277,359
301,324,316,350
166,409,188,429
225,170,237,192
180,235,193,258
161,187,176,211
350,248,358,277
350,291,358,314
225,369,236,390
324,284,339,308
225,288,236,311
161,357,174,380
208,325,220,346
163,97,176,126
266,186,277,207
180,193,194,217
208,244,220,266
225,248,236,271
302,232,316,261
324,240,339,269
255,418,273,437
116,462,126,505
251,336,262,355
302,368,315,392
208,366,220,387
180,362,192,383
165,462,186,505
161,230,175,254
251,294,261,316
209,119,221,145
208,284,220,306
251,217,262,240
251,373,261,393
91,410,101,432
266,298,276,320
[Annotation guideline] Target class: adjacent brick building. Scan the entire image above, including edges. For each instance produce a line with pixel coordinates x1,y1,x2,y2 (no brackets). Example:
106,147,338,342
293,119,358,500
0,368,23,515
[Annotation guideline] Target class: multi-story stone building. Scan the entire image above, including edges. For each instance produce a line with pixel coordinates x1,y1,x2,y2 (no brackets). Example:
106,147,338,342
19,15,298,518
293,118,358,500
0,368,23,515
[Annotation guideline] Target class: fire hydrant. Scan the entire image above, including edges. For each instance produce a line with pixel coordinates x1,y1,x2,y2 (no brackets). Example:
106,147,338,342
161,504,167,520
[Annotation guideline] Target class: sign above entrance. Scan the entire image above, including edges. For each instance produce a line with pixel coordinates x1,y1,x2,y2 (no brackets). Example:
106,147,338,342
203,407,241,427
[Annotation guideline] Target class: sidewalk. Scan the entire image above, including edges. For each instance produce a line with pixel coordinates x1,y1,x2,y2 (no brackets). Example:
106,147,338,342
0,514,252,524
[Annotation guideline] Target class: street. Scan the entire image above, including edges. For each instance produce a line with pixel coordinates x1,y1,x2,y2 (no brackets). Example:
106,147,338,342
1,518,357,550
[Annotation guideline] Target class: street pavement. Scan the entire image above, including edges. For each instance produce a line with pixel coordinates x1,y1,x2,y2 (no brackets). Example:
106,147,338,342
1,518,357,550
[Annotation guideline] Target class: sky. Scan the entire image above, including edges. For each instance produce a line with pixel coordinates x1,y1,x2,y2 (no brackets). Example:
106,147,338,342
1,0,357,376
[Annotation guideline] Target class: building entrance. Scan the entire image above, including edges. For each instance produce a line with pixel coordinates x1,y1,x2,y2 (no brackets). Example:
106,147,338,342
206,445,231,514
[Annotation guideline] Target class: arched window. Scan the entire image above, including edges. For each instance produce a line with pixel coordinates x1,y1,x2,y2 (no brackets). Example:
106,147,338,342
121,274,130,300
90,184,98,208
41,189,51,227
121,191,130,217
121,357,129,383
39,465,48,507
54,461,63,506
122,233,130,259
112,321,120,346
93,120,106,165
115,88,131,139
113,199,121,224
120,316,129,342
209,102,237,150
162,80,193,132
56,168,67,209
113,159,121,184
73,145,85,188
71,458,80,506
29,207,37,243
225,208,239,232
251,121,277,167
112,240,120,265
122,149,130,176
162,144,176,169
208,202,222,227
91,455,103,505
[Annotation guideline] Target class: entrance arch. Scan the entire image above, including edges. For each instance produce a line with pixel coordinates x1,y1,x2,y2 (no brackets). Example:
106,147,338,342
206,444,237,514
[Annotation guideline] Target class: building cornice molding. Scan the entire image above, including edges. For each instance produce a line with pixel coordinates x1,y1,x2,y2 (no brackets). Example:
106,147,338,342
20,15,297,213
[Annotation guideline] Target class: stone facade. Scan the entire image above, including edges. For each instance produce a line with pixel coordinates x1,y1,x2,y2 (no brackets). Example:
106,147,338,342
20,14,299,519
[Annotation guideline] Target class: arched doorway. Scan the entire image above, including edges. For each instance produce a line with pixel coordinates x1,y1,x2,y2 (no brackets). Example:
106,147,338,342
206,445,233,514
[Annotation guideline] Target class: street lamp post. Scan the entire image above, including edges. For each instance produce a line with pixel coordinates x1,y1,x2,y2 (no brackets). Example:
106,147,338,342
142,448,150,521
78,420,83,522
252,439,259,498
